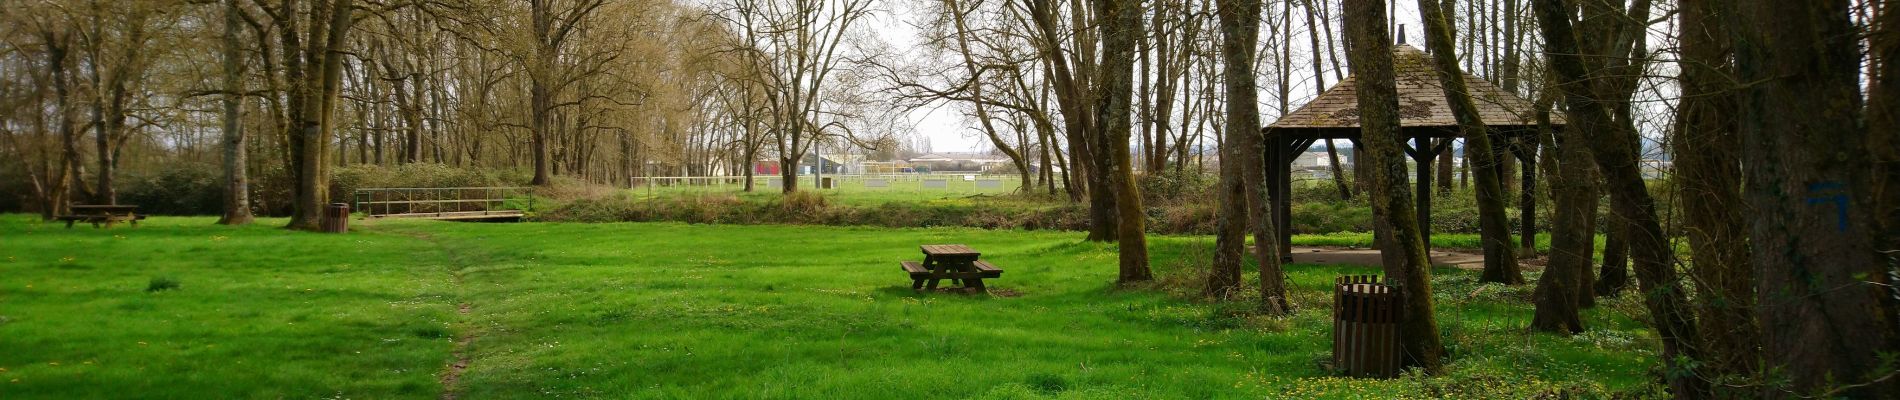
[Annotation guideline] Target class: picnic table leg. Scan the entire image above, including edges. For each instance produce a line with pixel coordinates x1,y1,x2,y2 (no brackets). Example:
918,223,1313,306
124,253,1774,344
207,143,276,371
923,258,940,289
912,278,925,290
65,219,75,229
966,278,985,290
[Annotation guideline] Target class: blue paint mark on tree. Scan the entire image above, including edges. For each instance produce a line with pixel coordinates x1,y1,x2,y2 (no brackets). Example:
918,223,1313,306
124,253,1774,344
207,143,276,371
1804,181,1849,232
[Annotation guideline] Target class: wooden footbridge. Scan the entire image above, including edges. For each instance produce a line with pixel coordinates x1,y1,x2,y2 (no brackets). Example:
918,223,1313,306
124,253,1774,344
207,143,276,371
352,187,531,221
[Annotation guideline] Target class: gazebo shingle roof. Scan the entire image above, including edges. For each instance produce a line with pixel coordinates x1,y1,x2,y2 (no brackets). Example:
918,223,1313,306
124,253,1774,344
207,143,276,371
1268,45,1562,130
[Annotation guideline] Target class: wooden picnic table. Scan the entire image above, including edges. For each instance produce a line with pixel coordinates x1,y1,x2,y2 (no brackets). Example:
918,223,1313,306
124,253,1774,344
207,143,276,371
59,205,145,228
899,244,1003,290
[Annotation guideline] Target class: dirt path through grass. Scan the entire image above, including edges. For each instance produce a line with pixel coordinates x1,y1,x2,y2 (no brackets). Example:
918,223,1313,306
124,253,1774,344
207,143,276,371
398,229,481,400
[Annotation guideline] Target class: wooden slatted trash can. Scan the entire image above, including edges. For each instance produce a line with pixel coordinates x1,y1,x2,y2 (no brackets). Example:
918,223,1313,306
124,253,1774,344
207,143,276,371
320,203,350,233
1333,275,1400,378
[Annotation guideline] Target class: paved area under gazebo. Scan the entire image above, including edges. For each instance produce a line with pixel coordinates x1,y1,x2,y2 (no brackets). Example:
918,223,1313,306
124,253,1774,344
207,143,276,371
1287,246,1489,270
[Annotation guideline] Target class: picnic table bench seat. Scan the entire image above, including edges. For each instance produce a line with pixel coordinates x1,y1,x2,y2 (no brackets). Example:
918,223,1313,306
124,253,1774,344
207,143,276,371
900,260,1003,280
57,206,146,228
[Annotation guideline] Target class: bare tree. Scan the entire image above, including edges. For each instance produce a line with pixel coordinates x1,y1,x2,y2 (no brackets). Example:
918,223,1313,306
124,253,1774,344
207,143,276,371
1531,0,1707,395
1023,0,1116,240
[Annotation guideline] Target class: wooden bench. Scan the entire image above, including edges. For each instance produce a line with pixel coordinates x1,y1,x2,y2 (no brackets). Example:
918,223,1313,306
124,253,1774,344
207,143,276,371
58,205,145,228
900,244,1004,290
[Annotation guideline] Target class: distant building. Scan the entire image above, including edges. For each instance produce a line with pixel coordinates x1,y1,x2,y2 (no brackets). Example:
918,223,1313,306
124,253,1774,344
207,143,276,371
752,153,864,175
906,152,1011,172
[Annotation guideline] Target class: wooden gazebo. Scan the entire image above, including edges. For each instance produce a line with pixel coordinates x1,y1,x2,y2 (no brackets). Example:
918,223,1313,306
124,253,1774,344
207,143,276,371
1262,44,1560,260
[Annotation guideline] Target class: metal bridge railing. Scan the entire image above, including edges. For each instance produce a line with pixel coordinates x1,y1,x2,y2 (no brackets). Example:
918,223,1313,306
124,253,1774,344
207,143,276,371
352,187,533,219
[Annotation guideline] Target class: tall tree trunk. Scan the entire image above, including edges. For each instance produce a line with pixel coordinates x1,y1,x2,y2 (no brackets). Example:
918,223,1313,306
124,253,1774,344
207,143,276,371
1344,0,1444,371
529,0,555,186
1532,0,1708,396
218,0,253,225
1734,0,1899,397
1529,108,1595,334
44,30,77,218
1594,220,1629,295
1529,90,1595,308
1673,0,1756,386
286,0,357,231
1417,0,1520,284
1215,0,1287,313
1094,0,1151,284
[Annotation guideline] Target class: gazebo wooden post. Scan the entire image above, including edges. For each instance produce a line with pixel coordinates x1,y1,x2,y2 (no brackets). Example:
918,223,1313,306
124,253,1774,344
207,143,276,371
1513,128,1538,256
1267,131,1294,262
1278,136,1318,262
1412,132,1434,250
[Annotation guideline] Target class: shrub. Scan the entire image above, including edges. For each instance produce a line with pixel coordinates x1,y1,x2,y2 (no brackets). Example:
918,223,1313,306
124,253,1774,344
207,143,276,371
119,162,225,215
0,163,30,213
1138,170,1217,206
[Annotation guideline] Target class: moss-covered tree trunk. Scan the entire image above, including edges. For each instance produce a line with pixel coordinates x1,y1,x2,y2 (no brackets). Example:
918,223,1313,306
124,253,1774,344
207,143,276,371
1531,90,1598,310
1215,0,1288,312
1733,0,1899,397
1343,0,1443,372
1207,0,1260,300
1529,117,1596,334
1673,0,1757,387
1532,0,1707,396
1092,0,1151,284
1416,0,1520,285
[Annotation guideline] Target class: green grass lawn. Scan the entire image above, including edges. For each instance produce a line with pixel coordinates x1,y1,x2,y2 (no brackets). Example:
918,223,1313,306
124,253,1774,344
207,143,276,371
0,215,1662,399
